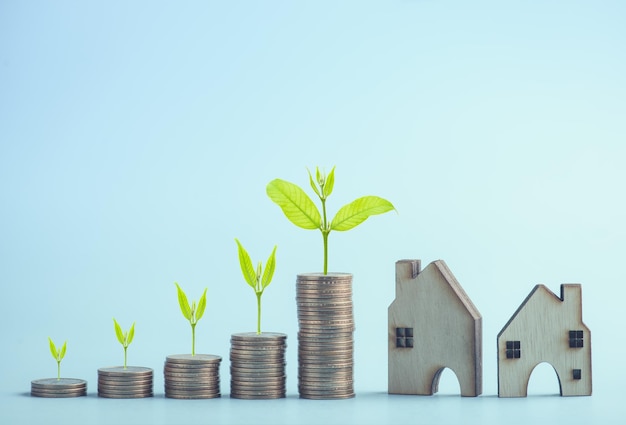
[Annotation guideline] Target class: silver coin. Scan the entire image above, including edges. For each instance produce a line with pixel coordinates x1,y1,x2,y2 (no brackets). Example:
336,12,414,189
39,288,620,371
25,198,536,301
299,383,354,391
229,348,286,356
165,377,220,385
166,354,222,364
229,353,285,360
298,378,353,386
165,392,221,399
98,380,153,388
297,272,352,278
99,377,153,385
99,375,153,382
164,365,221,372
31,386,87,394
230,362,286,370
164,363,221,370
31,390,87,398
98,387,154,396
298,347,353,354
299,392,355,400
230,373,286,381
297,309,353,314
30,385,87,393
165,384,220,391
230,371,285,379
230,393,286,400
230,388,286,396
296,293,352,299
165,388,221,396
230,344,286,351
31,378,87,389
231,332,287,341
98,392,153,399
298,343,353,351
230,383,286,392
98,366,153,376
296,286,352,291
298,362,353,369
164,372,219,378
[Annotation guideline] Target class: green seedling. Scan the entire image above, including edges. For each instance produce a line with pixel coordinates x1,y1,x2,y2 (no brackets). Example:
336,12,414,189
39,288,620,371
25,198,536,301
174,282,207,356
235,238,277,334
267,166,395,274
48,337,67,380
113,318,135,369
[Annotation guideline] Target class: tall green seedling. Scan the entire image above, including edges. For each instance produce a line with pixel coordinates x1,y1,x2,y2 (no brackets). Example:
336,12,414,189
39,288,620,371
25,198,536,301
174,282,207,356
267,166,395,274
235,238,277,334
48,337,67,380
113,319,135,369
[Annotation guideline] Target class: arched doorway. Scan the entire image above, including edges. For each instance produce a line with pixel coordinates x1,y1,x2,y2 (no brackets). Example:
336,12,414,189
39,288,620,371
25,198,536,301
526,362,563,396
431,367,461,395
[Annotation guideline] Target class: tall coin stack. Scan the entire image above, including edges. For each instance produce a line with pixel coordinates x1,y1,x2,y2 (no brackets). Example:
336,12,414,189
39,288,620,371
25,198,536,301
98,366,153,398
296,273,355,399
230,332,287,399
31,378,87,398
164,354,222,399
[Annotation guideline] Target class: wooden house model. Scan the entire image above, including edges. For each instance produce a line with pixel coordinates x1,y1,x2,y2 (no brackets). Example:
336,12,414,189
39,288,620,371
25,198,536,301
497,284,592,397
388,259,482,396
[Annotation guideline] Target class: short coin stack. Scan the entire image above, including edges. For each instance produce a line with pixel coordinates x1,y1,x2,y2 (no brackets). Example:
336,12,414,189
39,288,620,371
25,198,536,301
296,273,355,399
31,378,87,398
230,332,287,399
98,366,153,398
164,354,221,399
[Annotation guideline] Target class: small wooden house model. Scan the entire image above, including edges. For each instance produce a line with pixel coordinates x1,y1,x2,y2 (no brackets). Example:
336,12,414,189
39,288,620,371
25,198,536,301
388,259,482,397
497,284,592,397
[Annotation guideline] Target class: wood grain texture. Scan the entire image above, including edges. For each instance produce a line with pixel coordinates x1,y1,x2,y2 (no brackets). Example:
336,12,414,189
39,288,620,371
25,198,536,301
497,284,592,397
388,259,482,397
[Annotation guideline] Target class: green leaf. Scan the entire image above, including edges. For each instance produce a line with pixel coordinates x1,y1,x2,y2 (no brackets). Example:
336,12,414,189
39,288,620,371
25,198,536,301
59,341,67,360
330,196,395,231
48,337,58,360
235,238,257,289
261,245,277,289
266,179,322,230
307,168,321,198
175,282,192,321
127,322,135,346
113,318,125,345
323,166,335,198
195,288,208,322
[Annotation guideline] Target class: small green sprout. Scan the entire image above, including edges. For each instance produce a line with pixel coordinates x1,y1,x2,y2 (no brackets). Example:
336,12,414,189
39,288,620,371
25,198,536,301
48,337,67,380
267,166,395,274
113,318,135,369
235,238,277,335
174,282,207,356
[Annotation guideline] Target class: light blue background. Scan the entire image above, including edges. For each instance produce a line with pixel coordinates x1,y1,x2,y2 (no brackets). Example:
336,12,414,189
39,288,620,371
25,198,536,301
1,1,625,424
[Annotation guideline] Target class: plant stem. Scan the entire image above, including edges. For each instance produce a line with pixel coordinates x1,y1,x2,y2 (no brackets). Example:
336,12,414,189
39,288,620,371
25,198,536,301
191,324,196,356
256,292,262,335
57,361,60,380
124,347,127,369
321,196,329,275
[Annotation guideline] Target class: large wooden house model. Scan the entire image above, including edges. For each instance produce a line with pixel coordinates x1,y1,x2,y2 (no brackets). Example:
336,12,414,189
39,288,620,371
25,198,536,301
497,284,592,397
388,259,482,397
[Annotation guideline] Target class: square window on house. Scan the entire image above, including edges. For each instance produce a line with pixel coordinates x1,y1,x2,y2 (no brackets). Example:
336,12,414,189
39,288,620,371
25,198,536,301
569,330,584,348
573,369,582,380
505,340,521,359
395,327,414,348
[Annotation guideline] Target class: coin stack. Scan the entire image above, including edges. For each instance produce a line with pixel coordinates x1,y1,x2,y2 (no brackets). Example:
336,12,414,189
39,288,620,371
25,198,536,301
296,273,355,399
164,354,222,399
98,366,153,398
230,332,287,399
31,378,87,398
